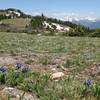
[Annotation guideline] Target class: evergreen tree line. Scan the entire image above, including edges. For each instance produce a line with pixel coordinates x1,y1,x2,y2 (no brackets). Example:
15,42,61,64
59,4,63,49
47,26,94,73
30,15,100,37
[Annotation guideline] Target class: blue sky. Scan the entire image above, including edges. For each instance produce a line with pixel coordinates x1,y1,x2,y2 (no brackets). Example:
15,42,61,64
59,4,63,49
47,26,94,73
0,0,100,19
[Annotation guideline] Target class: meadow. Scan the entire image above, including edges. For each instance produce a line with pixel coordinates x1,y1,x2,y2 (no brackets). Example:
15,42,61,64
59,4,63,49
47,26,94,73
1,18,31,29
0,32,100,100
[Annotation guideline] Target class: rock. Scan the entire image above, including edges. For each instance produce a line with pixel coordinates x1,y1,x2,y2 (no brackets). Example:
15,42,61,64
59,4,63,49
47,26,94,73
37,34,41,36
51,68,56,71
1,87,34,100
24,93,34,100
0,91,8,100
51,72,64,80
90,63,100,76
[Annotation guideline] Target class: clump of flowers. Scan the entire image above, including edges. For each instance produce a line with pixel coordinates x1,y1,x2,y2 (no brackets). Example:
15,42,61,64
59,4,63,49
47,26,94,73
16,63,21,69
15,63,29,73
22,64,28,73
86,80,93,87
0,66,7,72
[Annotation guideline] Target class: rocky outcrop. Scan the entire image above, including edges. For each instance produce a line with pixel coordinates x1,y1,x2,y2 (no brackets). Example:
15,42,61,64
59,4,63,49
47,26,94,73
0,87,34,100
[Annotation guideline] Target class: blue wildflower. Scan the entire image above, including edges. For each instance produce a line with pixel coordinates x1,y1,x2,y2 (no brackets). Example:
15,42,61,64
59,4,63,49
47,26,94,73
22,64,28,73
0,66,7,72
86,80,93,87
16,63,21,69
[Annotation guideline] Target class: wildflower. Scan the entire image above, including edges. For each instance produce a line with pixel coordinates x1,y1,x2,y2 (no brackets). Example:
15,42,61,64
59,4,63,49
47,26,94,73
86,80,93,87
16,63,21,69
0,66,7,72
22,64,28,73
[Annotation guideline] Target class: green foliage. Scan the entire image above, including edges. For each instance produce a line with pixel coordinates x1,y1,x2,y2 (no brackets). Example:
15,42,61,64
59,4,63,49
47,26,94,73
64,58,75,68
0,15,8,21
31,17,43,30
90,32,100,37
0,66,100,99
93,84,100,97
18,80,31,92
6,69,24,87
29,15,95,37
0,72,6,84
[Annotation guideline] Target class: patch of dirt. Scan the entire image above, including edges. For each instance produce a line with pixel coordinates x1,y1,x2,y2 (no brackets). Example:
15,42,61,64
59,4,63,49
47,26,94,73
0,54,99,80
75,63,100,80
0,53,38,66
0,56,18,65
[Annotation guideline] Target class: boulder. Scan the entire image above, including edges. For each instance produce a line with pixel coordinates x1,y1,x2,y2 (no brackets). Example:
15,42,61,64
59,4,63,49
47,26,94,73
0,87,34,100
51,72,64,80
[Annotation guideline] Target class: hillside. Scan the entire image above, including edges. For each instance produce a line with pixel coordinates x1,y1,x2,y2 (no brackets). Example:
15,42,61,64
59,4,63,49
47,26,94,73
0,8,86,33
0,8,100,37
0,8,31,19
1,18,31,29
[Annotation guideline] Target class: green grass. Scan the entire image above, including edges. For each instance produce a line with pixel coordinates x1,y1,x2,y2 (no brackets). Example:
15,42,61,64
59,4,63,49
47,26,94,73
0,67,100,100
0,32,100,71
0,32,100,99
0,32,99,54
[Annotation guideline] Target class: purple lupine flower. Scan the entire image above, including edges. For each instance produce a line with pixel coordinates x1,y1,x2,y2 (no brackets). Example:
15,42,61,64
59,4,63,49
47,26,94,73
22,64,28,73
86,80,93,87
0,66,7,72
16,63,21,69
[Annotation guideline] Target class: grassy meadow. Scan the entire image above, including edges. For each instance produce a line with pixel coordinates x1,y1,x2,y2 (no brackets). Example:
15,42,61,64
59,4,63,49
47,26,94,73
1,18,31,29
0,32,100,70
0,32,100,100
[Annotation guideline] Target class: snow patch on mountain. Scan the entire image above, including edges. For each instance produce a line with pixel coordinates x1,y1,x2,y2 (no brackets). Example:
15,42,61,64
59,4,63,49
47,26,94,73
64,16,99,22
43,21,70,32
5,10,21,18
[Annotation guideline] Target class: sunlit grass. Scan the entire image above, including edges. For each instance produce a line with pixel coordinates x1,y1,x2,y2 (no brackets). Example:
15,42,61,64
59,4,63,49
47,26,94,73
0,32,100,99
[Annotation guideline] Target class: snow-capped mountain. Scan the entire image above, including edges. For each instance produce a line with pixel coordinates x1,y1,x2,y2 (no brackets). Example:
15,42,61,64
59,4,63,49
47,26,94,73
65,16,100,29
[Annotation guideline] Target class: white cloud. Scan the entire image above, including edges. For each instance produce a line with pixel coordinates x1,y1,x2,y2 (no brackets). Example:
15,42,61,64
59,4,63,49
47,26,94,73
25,10,100,21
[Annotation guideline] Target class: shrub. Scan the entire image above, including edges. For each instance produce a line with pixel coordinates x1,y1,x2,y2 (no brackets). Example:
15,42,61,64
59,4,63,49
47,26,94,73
90,32,100,37
93,84,100,97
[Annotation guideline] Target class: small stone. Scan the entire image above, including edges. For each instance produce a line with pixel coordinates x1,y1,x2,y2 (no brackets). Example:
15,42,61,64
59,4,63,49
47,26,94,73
51,68,56,71
37,34,41,36
23,93,34,100
51,72,64,80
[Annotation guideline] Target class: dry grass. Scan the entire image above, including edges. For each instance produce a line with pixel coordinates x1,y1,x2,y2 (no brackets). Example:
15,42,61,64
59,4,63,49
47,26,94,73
1,18,31,28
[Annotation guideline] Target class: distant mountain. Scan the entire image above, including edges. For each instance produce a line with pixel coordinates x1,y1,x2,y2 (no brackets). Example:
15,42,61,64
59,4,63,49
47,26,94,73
65,16,100,29
73,20,100,29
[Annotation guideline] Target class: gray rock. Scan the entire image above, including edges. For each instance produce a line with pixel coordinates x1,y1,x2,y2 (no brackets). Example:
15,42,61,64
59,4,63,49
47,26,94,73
2,87,34,100
23,93,34,100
